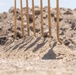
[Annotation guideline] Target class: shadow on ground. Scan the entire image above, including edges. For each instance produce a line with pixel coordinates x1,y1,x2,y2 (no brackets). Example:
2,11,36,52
42,42,57,60
24,37,41,51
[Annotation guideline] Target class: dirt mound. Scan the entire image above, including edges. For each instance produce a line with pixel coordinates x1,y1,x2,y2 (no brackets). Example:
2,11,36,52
0,7,76,60
0,7,76,75
0,36,75,60
0,7,76,50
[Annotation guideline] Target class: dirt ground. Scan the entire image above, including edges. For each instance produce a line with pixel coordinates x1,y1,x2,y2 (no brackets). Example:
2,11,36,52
0,37,76,75
0,7,76,75
0,59,76,75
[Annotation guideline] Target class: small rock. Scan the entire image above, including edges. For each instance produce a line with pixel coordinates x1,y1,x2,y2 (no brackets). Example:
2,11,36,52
3,12,7,19
9,7,14,13
17,31,22,39
17,15,21,20
54,16,63,22
0,26,3,30
0,36,7,45
71,22,76,30
59,31,64,35
64,40,70,46
43,13,48,19
64,10,73,15
29,13,33,23
8,33,14,37
51,13,54,17
34,6,40,15
9,7,20,16
44,29,49,37
30,26,40,33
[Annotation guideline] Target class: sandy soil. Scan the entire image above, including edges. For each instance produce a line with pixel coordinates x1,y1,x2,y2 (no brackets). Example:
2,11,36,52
0,59,76,75
0,7,76,75
0,37,76,75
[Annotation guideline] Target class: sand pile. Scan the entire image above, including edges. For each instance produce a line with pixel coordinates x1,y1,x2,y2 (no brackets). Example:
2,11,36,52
0,36,75,60
0,7,76,75
0,7,76,60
